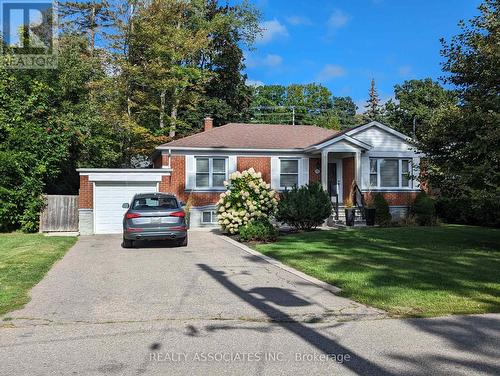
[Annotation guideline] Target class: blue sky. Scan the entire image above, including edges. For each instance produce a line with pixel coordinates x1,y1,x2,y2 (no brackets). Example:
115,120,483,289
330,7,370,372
242,0,482,111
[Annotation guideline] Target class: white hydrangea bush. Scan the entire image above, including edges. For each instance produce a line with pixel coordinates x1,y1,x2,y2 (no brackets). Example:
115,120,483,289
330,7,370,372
217,168,278,234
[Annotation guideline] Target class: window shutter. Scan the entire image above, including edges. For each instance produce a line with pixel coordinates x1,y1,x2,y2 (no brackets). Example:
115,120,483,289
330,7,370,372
185,155,196,190
299,158,309,186
270,157,280,189
361,155,370,189
228,156,237,174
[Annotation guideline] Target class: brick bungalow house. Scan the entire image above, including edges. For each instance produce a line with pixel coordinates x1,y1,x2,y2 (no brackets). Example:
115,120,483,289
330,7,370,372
78,119,422,234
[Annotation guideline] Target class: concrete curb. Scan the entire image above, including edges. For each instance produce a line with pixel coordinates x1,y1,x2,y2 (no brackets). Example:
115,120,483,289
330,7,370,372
220,235,342,294
43,232,79,237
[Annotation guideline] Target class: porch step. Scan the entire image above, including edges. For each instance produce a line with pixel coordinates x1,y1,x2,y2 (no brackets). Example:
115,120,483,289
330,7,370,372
327,207,366,227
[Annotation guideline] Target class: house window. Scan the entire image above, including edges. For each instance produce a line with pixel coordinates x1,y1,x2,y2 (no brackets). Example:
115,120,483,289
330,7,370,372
202,210,217,223
369,159,377,187
280,159,299,188
401,159,410,187
380,159,399,187
369,158,412,189
195,157,227,188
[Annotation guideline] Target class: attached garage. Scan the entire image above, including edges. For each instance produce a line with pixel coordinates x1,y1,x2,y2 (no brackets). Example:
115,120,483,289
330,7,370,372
77,169,172,235
94,182,158,234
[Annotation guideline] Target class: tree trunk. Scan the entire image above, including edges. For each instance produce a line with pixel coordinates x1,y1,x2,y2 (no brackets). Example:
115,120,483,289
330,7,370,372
170,97,179,138
89,6,95,54
169,87,179,138
160,90,166,128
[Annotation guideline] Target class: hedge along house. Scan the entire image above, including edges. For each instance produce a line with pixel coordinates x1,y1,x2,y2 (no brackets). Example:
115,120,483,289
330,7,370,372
78,119,422,234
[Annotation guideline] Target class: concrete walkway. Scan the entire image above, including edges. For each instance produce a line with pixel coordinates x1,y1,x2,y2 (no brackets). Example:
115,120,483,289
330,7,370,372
1,232,499,375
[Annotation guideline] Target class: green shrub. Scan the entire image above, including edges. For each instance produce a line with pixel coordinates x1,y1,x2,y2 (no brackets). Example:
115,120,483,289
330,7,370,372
0,151,46,233
412,191,436,226
373,193,391,226
239,219,278,242
436,196,499,228
276,182,332,231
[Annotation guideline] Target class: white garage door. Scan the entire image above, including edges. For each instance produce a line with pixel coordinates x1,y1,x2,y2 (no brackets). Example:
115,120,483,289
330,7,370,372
94,182,158,234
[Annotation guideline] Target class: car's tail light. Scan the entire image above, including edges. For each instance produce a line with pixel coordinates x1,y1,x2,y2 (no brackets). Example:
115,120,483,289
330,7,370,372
169,211,185,218
169,226,188,231
125,213,141,219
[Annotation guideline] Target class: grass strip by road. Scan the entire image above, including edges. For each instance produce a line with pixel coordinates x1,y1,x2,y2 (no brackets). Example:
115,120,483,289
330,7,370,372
254,225,500,317
0,233,77,316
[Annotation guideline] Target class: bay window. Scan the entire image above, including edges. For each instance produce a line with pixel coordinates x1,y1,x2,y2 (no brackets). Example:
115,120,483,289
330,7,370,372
369,158,412,189
195,157,227,188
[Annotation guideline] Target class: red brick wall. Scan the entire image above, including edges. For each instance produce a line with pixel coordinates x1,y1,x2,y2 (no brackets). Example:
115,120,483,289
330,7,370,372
363,191,418,206
377,191,418,206
185,192,222,206
342,157,355,201
309,157,321,184
158,155,221,207
79,175,93,209
237,157,271,183
159,155,185,195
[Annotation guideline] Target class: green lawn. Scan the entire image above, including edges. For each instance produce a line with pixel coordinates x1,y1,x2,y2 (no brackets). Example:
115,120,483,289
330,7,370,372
0,233,77,316
254,225,500,317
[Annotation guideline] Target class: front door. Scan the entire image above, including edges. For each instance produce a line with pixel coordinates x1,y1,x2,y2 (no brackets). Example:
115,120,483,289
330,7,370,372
327,162,337,197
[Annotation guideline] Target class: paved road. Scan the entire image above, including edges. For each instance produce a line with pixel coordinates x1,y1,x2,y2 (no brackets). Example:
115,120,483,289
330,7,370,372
1,232,499,375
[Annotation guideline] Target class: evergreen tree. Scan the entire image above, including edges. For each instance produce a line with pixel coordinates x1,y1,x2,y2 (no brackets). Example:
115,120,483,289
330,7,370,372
364,78,381,120
417,0,500,226
60,0,114,53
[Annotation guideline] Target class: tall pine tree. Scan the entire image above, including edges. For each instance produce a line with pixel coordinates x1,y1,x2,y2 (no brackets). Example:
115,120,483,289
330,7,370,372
60,1,114,53
364,78,381,120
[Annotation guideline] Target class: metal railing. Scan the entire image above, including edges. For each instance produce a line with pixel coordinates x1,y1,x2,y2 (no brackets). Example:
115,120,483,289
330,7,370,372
329,181,339,220
352,182,366,220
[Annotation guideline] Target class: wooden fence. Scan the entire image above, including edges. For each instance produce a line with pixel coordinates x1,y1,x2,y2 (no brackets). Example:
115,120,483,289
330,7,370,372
39,195,79,232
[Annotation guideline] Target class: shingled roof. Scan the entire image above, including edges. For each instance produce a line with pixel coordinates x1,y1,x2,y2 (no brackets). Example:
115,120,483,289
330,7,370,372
157,123,339,150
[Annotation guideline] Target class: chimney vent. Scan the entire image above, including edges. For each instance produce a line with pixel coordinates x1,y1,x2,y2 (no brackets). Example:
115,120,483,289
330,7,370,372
204,117,213,132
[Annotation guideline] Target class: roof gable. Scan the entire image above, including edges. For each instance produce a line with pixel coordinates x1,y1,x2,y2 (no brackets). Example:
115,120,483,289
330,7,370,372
307,134,372,151
346,121,411,141
306,121,414,151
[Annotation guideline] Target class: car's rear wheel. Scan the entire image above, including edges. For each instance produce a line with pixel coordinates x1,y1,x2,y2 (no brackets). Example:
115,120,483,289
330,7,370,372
122,238,134,248
176,236,188,247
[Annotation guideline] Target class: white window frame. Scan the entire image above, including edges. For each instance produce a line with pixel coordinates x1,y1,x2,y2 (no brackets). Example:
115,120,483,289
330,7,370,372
201,210,217,224
369,158,413,189
279,158,299,190
195,157,228,189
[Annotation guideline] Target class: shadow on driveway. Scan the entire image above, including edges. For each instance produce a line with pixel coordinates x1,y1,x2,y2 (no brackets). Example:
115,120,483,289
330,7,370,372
197,263,396,375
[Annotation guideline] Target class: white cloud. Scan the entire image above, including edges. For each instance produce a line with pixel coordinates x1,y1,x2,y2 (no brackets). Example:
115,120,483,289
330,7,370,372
257,19,289,44
246,79,265,87
246,53,283,68
316,64,346,81
398,65,412,77
286,15,313,26
328,9,349,29
263,54,283,66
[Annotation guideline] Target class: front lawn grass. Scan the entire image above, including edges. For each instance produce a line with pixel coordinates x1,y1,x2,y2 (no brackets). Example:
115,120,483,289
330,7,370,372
0,233,76,316
254,225,500,317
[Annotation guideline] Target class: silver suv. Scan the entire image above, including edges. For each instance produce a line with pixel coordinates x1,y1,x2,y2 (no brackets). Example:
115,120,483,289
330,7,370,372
122,193,188,248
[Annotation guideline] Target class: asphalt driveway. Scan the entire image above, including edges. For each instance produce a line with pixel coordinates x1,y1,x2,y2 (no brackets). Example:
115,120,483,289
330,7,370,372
1,231,499,375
